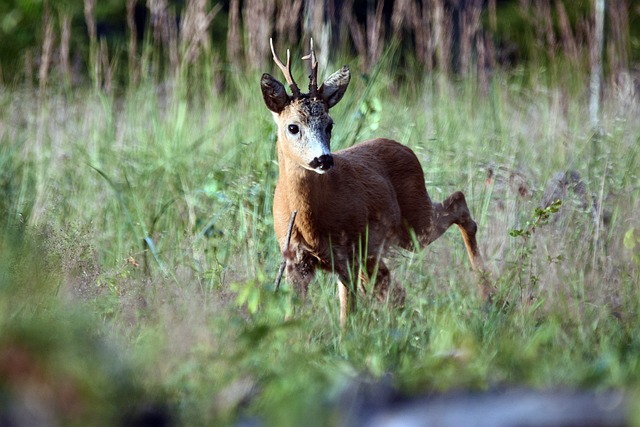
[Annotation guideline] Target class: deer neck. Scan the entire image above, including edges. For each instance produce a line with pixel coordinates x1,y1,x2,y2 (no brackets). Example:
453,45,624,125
276,143,332,243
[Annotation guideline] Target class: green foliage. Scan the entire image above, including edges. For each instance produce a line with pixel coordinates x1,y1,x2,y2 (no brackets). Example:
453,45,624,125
509,199,562,239
624,227,640,266
1,44,640,425
0,1,42,73
0,225,168,426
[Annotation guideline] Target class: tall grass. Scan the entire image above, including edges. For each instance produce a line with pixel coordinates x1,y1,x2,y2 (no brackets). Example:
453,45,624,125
1,1,640,425
2,43,640,423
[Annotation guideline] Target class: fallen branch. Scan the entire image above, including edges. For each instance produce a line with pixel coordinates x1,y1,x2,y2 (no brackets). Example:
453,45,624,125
274,210,297,291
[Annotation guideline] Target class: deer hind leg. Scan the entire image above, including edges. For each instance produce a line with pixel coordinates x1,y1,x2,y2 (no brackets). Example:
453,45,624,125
367,258,406,307
424,191,494,299
424,191,482,269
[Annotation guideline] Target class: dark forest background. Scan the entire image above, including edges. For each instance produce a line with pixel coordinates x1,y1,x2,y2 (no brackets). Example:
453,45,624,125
1,0,638,89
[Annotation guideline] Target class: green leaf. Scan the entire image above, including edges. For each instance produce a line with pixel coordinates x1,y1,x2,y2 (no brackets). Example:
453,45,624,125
623,228,637,250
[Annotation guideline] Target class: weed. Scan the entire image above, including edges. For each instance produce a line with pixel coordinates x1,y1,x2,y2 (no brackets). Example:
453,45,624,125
507,200,562,304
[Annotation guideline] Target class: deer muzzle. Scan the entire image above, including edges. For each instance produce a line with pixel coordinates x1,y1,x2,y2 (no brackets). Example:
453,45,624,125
309,154,334,172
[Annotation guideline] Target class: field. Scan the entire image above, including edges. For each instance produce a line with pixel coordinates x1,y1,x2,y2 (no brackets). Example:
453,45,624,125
2,47,640,425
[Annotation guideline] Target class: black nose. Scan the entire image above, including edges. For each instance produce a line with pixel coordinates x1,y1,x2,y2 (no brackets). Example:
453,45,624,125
310,154,334,171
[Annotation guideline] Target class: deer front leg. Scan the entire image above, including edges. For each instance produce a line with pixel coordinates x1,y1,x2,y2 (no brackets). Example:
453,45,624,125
285,249,317,301
335,259,360,329
337,279,351,329
337,257,406,328
368,258,406,307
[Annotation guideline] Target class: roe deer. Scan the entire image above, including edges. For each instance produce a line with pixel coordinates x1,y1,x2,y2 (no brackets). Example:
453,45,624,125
261,39,487,327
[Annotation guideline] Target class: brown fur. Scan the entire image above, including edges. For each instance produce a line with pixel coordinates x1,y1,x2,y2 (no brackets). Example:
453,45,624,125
262,41,486,328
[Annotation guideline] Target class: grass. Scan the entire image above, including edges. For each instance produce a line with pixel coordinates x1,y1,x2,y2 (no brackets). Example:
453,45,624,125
1,54,640,426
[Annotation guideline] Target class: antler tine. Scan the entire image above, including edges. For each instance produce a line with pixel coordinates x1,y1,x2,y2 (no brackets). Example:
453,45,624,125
270,38,301,97
302,37,319,96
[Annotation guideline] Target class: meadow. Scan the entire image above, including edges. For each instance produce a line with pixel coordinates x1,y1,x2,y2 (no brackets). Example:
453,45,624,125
2,34,640,426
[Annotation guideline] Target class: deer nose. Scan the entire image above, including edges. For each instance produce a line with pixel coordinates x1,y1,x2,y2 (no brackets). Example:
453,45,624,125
310,154,334,171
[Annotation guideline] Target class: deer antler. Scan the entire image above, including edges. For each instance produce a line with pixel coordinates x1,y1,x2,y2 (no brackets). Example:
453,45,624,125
270,38,301,98
302,38,319,96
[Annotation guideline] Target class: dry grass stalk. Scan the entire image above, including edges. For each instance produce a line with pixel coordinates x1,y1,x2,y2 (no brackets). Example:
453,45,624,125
303,1,330,73
276,0,303,46
612,70,639,118
99,38,113,94
127,0,139,85
607,0,630,81
325,0,338,44
342,0,385,71
477,33,489,93
181,0,222,64
84,0,97,45
483,1,498,80
147,0,170,45
392,0,427,69
590,0,605,129
227,0,242,68
316,27,331,75
459,0,482,76
366,0,385,68
390,0,410,36
533,0,556,60
146,0,179,75
59,12,72,85
411,1,435,70
84,0,98,86
488,0,497,32
555,1,579,67
24,49,34,88
432,0,451,74
168,8,179,76
242,0,275,69
343,0,366,65
39,4,55,97
303,1,324,41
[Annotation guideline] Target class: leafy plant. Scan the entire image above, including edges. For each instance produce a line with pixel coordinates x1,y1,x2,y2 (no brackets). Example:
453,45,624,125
507,199,562,304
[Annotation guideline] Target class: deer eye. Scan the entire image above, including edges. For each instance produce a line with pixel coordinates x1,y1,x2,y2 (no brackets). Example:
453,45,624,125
326,123,333,134
288,124,300,135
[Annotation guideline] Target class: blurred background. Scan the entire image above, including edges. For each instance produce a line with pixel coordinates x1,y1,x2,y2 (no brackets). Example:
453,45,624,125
0,0,638,90
2,2,640,426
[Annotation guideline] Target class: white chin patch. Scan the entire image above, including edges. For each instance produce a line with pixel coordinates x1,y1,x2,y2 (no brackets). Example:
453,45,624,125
303,165,328,174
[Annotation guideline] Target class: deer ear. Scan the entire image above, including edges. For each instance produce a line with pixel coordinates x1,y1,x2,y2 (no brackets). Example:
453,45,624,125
261,73,290,113
319,65,350,109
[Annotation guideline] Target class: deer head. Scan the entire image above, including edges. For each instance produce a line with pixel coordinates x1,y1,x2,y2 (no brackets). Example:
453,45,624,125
261,38,351,174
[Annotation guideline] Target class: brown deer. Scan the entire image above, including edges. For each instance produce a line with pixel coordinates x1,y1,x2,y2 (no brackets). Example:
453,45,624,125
261,39,487,327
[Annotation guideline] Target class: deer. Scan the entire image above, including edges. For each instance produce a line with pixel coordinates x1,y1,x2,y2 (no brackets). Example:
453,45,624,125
261,39,489,328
